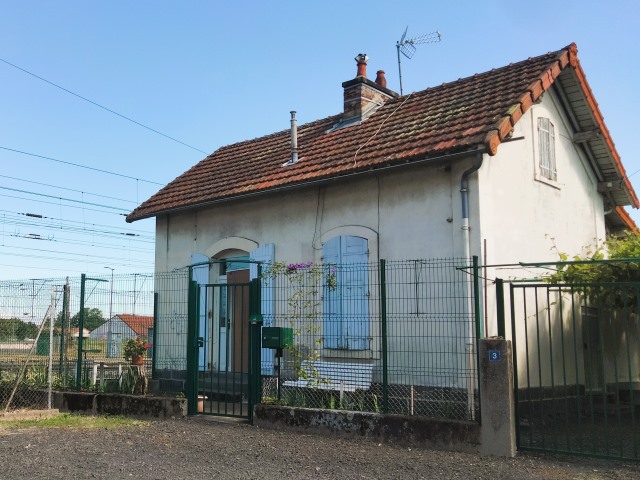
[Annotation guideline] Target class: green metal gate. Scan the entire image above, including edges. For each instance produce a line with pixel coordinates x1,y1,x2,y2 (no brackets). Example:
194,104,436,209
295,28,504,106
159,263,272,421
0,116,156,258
186,276,262,419
510,281,640,460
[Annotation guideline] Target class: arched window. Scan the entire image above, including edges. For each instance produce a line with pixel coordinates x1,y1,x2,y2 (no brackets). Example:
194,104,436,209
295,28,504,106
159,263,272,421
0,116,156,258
322,236,370,350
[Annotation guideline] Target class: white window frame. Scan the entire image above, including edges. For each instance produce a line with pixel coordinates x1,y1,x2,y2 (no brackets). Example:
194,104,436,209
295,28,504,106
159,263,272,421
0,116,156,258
537,117,557,181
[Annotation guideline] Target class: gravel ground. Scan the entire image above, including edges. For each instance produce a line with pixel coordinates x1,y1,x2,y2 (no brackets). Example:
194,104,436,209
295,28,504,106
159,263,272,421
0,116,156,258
0,416,638,480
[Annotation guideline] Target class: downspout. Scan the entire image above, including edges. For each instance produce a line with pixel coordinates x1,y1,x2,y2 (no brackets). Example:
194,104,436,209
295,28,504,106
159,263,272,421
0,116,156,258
460,152,484,421
461,153,484,260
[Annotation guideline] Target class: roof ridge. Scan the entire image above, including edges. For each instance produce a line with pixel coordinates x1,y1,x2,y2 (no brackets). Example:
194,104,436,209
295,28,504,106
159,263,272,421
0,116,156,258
392,45,570,101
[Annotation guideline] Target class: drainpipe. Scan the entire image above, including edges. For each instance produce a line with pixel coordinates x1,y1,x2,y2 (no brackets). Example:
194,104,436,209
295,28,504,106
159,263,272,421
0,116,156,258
461,153,484,260
460,152,483,421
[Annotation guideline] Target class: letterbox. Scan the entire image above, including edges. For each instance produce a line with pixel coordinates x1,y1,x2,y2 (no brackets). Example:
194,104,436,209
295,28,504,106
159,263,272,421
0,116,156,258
262,327,294,349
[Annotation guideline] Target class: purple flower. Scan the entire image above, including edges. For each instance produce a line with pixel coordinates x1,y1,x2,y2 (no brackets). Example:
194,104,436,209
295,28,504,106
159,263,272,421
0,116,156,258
287,261,313,273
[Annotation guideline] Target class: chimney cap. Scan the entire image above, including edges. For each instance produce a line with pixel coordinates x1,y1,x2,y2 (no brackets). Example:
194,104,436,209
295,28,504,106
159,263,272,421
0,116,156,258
355,53,369,78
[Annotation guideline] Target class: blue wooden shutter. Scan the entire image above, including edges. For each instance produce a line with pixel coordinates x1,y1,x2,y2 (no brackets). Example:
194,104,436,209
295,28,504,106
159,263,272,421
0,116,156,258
250,243,275,375
322,237,342,349
340,236,369,350
191,253,209,371
323,236,369,350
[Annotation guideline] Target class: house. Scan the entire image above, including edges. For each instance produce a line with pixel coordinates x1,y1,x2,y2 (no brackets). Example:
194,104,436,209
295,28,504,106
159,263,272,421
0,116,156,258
127,44,638,395
89,314,153,358
72,328,91,338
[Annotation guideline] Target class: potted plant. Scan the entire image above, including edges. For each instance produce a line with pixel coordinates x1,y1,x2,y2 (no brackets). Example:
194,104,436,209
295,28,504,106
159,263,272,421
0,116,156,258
123,337,151,365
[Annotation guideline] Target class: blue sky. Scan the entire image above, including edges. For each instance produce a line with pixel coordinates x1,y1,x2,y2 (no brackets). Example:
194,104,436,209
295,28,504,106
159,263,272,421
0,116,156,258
1,1,639,280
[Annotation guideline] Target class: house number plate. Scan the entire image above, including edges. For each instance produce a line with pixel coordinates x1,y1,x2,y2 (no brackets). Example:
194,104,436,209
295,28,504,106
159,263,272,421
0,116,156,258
488,350,501,361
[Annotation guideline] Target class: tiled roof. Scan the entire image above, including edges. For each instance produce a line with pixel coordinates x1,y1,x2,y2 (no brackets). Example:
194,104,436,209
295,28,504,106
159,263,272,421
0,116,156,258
127,44,638,222
116,314,153,336
611,206,639,234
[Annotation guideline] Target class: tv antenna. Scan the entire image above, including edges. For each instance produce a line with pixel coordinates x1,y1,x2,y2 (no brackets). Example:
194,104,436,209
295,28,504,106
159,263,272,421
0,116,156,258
396,27,442,95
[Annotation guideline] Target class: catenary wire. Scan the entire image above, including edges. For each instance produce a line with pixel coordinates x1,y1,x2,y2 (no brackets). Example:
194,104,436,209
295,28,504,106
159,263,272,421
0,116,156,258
0,173,138,205
0,185,130,212
0,145,164,186
0,57,207,155
0,244,153,266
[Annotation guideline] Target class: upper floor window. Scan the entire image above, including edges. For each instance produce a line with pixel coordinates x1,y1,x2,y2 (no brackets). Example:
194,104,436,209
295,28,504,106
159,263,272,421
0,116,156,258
538,117,557,181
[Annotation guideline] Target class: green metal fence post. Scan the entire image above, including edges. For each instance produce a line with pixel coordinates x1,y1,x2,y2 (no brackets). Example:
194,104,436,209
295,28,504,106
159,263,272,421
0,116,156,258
472,256,483,340
379,259,389,414
248,270,263,422
186,277,198,415
509,283,520,449
152,292,158,380
75,274,86,389
472,255,482,421
495,278,505,338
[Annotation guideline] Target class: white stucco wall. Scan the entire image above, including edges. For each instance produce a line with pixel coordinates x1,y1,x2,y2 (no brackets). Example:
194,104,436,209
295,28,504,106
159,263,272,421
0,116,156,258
477,90,605,272
476,90,607,389
154,158,480,271
152,157,480,385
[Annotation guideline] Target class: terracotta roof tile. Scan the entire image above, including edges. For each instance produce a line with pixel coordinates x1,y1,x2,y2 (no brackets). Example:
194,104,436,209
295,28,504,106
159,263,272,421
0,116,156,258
116,314,153,336
127,44,637,222
614,206,639,233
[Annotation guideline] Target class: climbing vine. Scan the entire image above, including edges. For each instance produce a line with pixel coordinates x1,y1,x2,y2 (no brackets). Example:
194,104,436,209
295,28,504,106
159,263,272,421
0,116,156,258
261,261,336,386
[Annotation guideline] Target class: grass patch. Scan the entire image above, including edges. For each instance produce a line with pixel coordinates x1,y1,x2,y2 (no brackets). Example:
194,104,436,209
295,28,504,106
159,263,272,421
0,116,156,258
0,413,149,429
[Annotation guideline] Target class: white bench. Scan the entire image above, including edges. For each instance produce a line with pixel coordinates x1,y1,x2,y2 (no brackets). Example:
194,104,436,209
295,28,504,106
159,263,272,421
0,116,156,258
283,360,374,393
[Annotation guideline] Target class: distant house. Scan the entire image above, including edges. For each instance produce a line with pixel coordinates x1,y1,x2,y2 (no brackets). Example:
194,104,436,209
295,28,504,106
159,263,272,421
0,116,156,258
72,328,91,338
89,314,153,358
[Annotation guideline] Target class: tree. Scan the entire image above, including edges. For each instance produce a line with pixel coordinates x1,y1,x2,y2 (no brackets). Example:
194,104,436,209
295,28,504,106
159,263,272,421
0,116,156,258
55,308,105,331
0,317,38,341
547,233,640,311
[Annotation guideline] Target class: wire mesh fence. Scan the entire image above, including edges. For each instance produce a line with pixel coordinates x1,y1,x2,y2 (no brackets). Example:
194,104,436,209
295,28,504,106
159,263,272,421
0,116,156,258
259,258,478,421
152,269,190,391
0,273,156,411
1,258,479,422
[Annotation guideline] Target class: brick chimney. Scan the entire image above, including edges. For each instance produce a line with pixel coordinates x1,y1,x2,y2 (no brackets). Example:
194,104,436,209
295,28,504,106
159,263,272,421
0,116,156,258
342,54,398,123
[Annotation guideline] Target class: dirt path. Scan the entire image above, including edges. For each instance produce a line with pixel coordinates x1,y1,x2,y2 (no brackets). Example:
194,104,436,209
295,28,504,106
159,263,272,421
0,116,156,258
0,416,638,479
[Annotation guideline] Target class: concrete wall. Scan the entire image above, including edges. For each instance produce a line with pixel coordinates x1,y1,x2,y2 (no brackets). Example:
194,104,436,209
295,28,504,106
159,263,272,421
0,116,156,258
54,391,186,418
254,338,516,457
254,404,481,453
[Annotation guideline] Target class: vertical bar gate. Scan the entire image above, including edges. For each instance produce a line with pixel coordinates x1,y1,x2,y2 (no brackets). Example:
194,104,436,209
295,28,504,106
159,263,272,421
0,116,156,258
188,277,262,419
510,281,640,460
